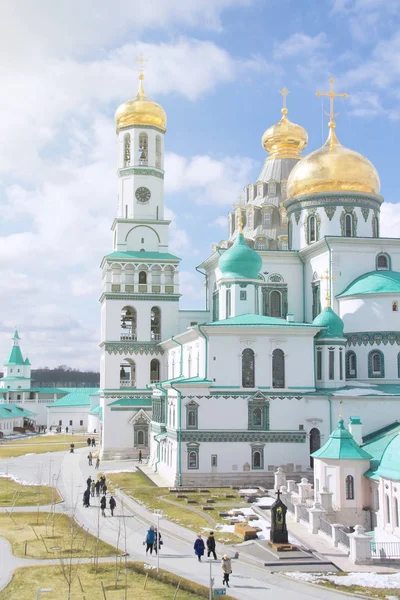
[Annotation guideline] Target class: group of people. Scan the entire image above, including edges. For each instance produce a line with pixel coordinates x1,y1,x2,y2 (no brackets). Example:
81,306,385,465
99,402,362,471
82,474,116,516
194,532,232,587
144,525,163,555
87,437,96,447
87,452,100,468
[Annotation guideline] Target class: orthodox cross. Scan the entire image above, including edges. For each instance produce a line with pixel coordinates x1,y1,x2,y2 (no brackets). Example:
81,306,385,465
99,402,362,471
278,87,290,112
233,195,244,233
320,268,336,307
275,489,281,501
316,77,348,124
136,53,148,76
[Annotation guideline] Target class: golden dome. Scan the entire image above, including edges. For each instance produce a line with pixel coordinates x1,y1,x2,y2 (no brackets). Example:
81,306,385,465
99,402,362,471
115,74,167,133
262,107,308,160
287,121,380,199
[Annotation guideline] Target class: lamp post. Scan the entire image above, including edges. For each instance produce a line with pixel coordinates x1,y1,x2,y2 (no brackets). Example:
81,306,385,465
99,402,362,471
208,559,214,600
36,588,52,600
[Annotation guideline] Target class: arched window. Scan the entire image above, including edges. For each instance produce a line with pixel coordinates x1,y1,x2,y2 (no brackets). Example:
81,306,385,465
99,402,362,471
188,450,198,469
121,306,137,340
120,359,136,388
345,213,354,237
372,214,379,238
309,428,321,468
255,238,267,250
150,358,160,383
253,408,262,426
345,475,354,500
155,135,162,169
188,410,197,427
139,270,147,284
376,253,390,270
395,497,399,528
123,133,131,167
272,348,285,388
242,348,255,388
138,132,148,166
270,291,282,318
288,220,292,250
346,351,357,379
253,451,261,468
137,430,144,445
386,494,391,524
151,307,161,341
263,210,271,226
369,350,385,378
308,215,316,243
247,211,254,228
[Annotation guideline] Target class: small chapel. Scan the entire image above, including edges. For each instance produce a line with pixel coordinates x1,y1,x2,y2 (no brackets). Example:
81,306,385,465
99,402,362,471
98,70,400,490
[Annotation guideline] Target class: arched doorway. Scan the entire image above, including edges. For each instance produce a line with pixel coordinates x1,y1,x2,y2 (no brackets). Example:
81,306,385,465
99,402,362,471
309,428,321,468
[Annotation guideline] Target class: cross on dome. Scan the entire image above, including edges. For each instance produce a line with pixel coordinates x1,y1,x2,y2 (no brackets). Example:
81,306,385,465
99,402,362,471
233,195,244,233
136,53,148,79
278,87,290,113
316,77,348,128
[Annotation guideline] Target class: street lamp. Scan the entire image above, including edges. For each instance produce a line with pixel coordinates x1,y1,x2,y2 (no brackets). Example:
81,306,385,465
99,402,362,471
153,510,163,573
36,589,52,600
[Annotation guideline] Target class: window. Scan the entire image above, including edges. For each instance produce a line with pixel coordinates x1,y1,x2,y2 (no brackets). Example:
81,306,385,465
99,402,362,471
345,475,354,500
242,348,255,388
346,351,357,378
270,290,282,318
263,211,271,226
312,282,321,320
369,350,385,378
393,301,398,312
309,428,321,468
288,220,292,250
150,306,161,340
139,271,147,284
186,402,198,429
395,497,399,528
137,430,145,445
212,290,219,322
272,348,285,388
240,290,247,301
123,133,131,167
316,349,322,380
17,394,21,400
155,135,162,169
372,214,379,238
329,349,335,380
59,420,62,426
226,288,231,318
345,213,353,237
188,450,199,469
376,253,390,270
268,181,276,196
255,239,267,250
252,447,264,469
69,420,73,426
308,215,316,243
253,408,262,426
247,211,254,228
339,349,343,380
80,420,83,426
138,132,148,166
386,494,391,524
211,455,217,467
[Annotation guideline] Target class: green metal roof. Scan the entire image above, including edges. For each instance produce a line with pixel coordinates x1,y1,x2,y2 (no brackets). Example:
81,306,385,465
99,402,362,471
206,314,318,328
362,421,400,479
218,233,262,279
105,251,181,261
312,307,344,339
157,376,213,386
4,344,25,366
312,418,372,460
89,404,101,415
108,398,152,407
0,376,30,381
337,270,400,298
48,388,99,408
0,404,36,419
376,434,400,481
13,330,20,341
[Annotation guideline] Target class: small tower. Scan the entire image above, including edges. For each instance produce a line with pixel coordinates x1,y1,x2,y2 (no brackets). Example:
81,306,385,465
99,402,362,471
0,330,32,391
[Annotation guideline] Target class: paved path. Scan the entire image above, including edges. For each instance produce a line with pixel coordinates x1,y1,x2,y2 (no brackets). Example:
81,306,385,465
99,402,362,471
0,448,376,599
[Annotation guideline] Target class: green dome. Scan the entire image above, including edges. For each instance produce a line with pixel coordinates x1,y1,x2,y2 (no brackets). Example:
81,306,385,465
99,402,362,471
219,233,262,280
312,307,344,339
377,434,400,481
337,270,400,298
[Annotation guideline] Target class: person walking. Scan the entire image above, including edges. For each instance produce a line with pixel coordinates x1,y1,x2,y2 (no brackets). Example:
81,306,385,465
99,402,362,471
91,480,96,497
221,555,232,587
102,483,107,495
95,479,101,497
87,437,91,447
145,526,155,555
95,457,100,469
83,488,90,508
100,475,106,488
69,443,75,453
153,528,162,554
91,437,96,447
66,426,68,433
100,494,107,517
109,495,116,516
194,534,205,562
86,476,92,490
138,450,142,463
88,451,93,466
206,531,217,560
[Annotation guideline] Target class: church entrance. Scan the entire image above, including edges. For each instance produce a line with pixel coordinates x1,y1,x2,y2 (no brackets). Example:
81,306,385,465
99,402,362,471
309,428,321,468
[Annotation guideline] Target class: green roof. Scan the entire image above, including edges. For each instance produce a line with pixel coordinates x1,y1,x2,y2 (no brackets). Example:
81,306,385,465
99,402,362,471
105,251,180,261
362,421,400,479
206,314,318,328
218,233,262,279
376,434,400,481
158,376,213,386
4,344,25,366
48,388,99,408
312,307,344,339
337,270,400,298
24,358,31,365
349,416,362,425
13,330,20,341
312,418,372,460
0,376,30,381
108,398,152,407
89,404,101,415
0,404,36,419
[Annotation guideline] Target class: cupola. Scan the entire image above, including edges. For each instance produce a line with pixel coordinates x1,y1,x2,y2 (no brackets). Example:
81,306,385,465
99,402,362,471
115,73,167,134
218,233,262,280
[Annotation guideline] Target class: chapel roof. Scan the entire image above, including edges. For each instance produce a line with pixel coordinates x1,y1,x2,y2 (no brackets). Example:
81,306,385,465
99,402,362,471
312,418,372,460
312,307,344,339
376,434,400,481
206,314,318,328
337,270,400,298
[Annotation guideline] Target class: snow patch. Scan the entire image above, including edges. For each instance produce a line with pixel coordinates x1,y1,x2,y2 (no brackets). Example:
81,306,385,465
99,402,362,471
285,572,400,589
333,388,390,396
0,473,48,487
239,488,259,494
103,469,135,474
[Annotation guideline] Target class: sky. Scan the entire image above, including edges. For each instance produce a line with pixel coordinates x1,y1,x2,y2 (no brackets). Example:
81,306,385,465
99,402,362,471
1,0,400,370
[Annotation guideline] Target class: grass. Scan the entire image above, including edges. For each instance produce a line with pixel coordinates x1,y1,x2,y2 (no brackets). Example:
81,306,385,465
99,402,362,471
0,512,117,559
0,434,91,458
0,477,62,506
0,562,237,600
107,472,246,544
319,579,397,599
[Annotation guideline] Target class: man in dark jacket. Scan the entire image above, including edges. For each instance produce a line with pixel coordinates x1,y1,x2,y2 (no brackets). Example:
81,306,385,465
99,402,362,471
100,495,107,517
206,531,217,560
109,496,116,516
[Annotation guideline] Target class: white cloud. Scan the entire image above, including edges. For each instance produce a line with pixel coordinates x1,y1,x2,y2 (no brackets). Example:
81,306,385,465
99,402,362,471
331,0,399,43
211,216,228,229
380,202,400,238
274,33,329,59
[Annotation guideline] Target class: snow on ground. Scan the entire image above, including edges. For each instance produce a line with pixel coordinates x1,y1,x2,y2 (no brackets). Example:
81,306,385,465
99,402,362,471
239,488,259,494
255,496,274,506
0,472,46,486
285,572,400,589
103,469,135,474
333,388,390,396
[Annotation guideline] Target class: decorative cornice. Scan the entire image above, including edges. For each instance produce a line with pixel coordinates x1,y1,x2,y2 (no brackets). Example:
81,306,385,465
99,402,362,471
181,430,307,443
100,293,180,302
345,331,400,347
286,193,382,214
118,124,165,134
104,342,164,356
118,167,164,179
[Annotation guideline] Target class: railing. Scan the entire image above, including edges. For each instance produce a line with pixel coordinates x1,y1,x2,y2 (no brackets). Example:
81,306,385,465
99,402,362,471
285,498,294,513
371,542,400,560
120,380,136,388
337,528,350,548
120,333,137,341
298,506,309,523
319,518,332,537
150,379,160,384
151,333,161,341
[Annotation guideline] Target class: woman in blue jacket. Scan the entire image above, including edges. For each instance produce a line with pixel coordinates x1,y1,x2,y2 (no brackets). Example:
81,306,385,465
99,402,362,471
194,534,205,562
145,525,155,555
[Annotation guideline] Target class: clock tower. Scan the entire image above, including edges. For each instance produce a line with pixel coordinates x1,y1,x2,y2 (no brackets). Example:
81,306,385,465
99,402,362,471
99,66,181,460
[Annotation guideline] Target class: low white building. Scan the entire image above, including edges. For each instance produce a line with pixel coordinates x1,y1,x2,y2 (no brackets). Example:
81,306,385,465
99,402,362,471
46,389,100,432
0,403,36,436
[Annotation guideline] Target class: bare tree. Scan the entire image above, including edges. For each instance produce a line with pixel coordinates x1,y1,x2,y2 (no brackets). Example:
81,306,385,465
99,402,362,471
57,505,89,600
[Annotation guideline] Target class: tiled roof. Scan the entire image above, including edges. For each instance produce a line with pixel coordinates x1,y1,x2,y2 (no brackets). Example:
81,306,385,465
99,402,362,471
105,251,180,261
337,270,400,298
0,404,36,419
47,388,99,408
362,421,400,478
108,398,152,407
312,418,372,460
206,314,317,328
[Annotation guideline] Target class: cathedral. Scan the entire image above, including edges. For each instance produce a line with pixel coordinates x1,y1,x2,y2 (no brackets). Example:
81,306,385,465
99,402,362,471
99,72,400,488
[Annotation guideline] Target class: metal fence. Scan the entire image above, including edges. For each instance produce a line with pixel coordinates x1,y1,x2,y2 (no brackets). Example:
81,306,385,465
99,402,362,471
371,542,400,560
337,528,350,548
285,498,294,513
319,518,332,537
298,505,309,523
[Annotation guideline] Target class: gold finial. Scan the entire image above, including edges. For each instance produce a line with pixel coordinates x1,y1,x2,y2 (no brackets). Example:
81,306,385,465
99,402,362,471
320,268,336,307
316,77,348,129
279,87,290,116
233,194,244,234
136,53,148,79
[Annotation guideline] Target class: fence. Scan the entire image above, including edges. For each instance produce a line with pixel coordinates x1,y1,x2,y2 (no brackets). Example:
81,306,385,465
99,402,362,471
298,505,309,523
285,498,294,513
319,518,332,537
371,542,400,560
337,528,350,548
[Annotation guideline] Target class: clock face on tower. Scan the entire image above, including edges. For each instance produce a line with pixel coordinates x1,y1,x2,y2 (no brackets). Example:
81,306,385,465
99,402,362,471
135,187,151,204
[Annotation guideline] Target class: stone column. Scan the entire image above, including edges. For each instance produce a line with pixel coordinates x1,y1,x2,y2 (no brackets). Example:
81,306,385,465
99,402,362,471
308,502,325,534
331,523,345,547
319,487,334,513
287,479,296,493
274,467,287,491
349,525,372,564
298,477,313,503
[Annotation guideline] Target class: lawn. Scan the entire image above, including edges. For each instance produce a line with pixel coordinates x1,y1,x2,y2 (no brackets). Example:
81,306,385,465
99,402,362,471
0,477,61,506
0,435,90,458
0,562,236,600
0,512,117,559
5,434,90,445
107,472,245,544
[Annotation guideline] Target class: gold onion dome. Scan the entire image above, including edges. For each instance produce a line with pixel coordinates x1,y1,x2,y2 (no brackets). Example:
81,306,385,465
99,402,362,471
115,74,167,133
262,107,308,160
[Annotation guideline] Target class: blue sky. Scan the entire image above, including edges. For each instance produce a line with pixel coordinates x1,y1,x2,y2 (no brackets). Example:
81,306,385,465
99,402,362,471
0,0,400,369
